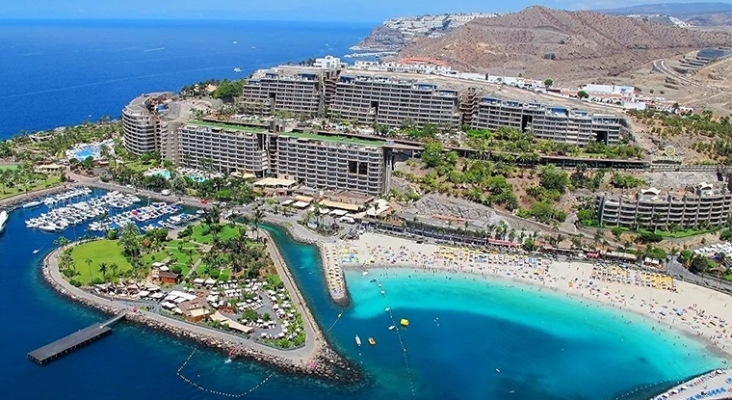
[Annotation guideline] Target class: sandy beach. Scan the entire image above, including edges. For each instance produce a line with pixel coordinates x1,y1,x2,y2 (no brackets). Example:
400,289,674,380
321,232,732,359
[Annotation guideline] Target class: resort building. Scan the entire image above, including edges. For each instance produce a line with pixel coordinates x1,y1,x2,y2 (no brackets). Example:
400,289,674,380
472,97,627,146
122,93,171,156
237,65,630,144
596,182,732,230
239,71,322,117
177,121,270,176
270,132,391,196
329,75,462,129
175,121,395,195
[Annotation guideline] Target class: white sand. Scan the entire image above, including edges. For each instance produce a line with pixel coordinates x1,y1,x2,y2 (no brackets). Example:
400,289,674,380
322,232,732,358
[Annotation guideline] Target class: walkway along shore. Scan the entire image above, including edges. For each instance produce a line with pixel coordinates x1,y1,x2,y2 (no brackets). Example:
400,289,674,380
260,218,350,307
41,241,361,382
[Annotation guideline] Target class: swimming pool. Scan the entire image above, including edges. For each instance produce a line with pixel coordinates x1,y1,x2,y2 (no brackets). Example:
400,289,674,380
146,169,207,183
66,140,114,161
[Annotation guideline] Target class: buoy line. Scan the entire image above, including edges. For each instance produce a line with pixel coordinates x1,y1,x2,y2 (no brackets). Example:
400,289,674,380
379,282,417,399
177,348,276,398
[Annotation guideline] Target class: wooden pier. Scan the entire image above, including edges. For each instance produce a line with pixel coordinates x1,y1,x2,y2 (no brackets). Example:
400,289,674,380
28,311,126,365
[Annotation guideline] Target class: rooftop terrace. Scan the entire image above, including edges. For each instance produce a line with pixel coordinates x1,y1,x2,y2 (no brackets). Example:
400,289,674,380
186,120,268,133
278,131,385,147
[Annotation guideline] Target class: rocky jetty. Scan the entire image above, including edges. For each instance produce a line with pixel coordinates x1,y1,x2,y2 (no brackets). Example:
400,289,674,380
40,245,361,382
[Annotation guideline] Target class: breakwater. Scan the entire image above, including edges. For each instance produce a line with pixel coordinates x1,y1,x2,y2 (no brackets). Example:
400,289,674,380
40,243,361,382
263,219,350,307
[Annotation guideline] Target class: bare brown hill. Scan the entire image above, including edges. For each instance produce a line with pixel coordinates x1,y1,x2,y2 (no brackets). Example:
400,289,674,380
400,6,732,81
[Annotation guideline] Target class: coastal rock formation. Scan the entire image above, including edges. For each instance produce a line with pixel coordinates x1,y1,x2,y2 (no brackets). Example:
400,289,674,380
398,6,732,81
352,12,504,51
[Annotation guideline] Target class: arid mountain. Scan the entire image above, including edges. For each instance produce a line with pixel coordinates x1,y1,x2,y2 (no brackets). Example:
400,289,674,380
399,6,732,81
597,2,732,26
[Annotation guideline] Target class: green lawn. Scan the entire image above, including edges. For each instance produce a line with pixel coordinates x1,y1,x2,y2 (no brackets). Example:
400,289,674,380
636,228,713,239
70,240,133,284
0,174,62,201
192,224,241,244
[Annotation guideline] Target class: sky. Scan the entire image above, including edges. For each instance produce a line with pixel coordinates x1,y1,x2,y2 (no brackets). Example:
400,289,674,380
0,0,729,22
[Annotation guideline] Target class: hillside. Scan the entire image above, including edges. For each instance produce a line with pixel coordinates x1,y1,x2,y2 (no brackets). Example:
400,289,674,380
597,2,732,26
399,6,732,81
351,12,503,51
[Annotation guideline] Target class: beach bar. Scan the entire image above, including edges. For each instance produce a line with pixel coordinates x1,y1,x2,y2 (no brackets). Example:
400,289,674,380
28,323,113,365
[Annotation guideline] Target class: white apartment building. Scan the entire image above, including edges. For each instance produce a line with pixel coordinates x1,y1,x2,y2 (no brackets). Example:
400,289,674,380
122,93,173,156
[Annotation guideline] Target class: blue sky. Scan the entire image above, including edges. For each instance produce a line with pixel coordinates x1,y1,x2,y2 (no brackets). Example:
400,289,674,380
0,0,728,22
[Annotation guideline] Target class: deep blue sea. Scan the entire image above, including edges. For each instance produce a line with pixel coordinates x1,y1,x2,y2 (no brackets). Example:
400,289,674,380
0,19,370,139
0,20,729,400
0,200,728,400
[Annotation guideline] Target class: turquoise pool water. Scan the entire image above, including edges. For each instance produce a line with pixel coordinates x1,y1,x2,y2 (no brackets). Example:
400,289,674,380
149,169,207,183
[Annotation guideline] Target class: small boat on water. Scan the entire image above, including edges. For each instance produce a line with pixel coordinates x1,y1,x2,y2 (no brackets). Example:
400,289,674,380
32,249,39,254
368,337,376,346
0,210,7,233
495,368,501,374
355,335,362,347
388,325,395,331
385,307,390,312
22,200,43,209
362,271,369,276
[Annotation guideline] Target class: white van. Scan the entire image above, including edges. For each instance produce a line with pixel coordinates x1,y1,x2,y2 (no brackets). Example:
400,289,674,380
161,189,171,196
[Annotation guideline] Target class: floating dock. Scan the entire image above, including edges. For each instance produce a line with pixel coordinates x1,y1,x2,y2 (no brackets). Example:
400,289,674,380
28,312,125,365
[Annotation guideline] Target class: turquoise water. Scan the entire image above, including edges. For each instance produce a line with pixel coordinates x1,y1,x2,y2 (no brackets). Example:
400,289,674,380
263,225,729,399
0,212,727,400
150,169,206,183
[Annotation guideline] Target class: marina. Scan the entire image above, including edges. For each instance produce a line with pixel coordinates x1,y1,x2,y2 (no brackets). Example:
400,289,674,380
21,188,194,233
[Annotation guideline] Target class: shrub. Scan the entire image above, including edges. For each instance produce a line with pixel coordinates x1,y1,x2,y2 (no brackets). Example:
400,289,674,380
171,265,183,274
209,269,220,279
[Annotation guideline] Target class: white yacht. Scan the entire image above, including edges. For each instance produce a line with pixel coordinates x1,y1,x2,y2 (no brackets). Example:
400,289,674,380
355,335,362,347
0,210,8,233
22,200,43,208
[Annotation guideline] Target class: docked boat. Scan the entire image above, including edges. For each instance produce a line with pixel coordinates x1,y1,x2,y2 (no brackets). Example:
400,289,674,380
0,210,7,233
355,335,362,347
22,200,43,209
368,337,376,346
39,223,57,232
362,271,369,276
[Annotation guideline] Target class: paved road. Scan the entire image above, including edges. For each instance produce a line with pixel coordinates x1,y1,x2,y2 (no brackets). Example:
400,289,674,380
666,258,732,294
652,59,706,89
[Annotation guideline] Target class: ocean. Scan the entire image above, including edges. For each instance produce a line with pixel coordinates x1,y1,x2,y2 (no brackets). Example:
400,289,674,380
0,20,729,400
0,200,726,400
0,19,370,139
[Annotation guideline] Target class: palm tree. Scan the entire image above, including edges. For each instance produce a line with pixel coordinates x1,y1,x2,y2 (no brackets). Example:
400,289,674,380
54,236,71,248
98,263,109,281
119,222,141,259
0,169,11,194
109,263,119,280
313,203,323,228
252,207,266,241
84,258,94,282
